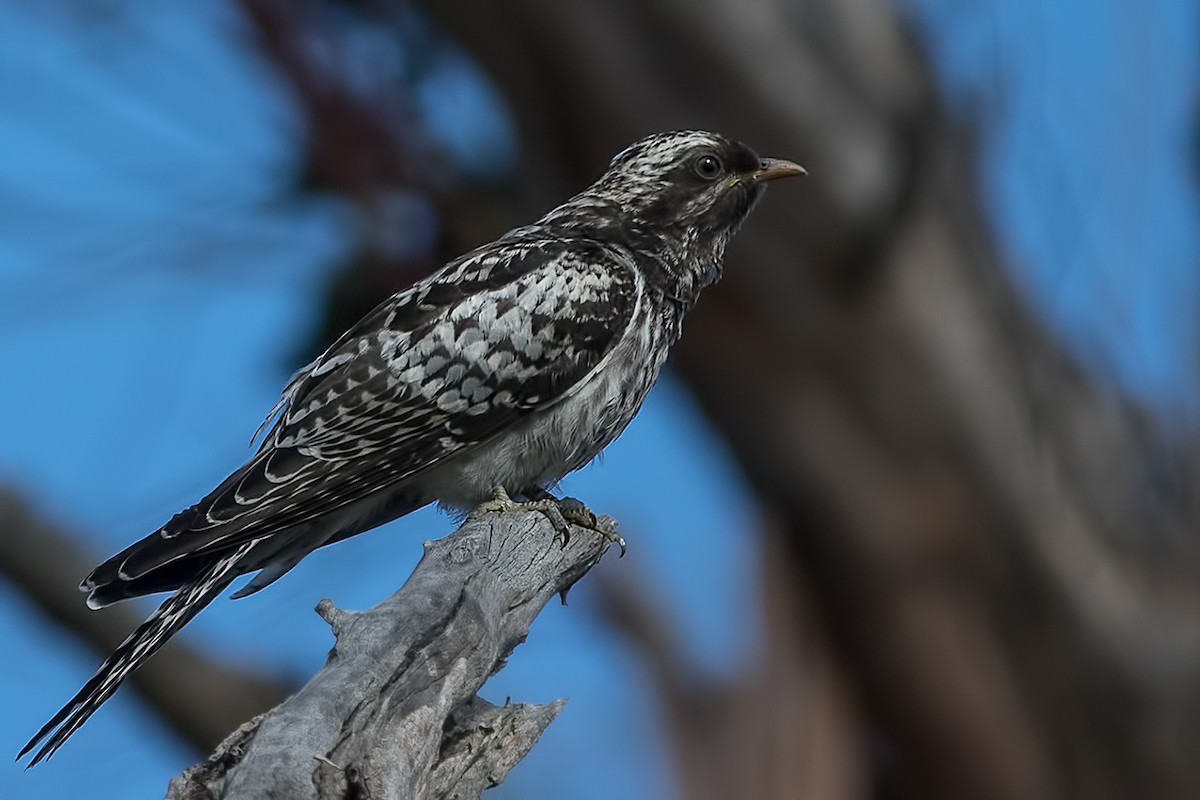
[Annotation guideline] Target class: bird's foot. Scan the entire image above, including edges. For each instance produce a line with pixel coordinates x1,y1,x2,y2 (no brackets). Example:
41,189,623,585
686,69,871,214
467,485,572,541
548,495,626,556
468,486,626,556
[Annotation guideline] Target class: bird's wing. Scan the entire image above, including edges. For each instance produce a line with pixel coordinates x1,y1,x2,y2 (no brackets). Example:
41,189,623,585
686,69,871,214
98,236,638,583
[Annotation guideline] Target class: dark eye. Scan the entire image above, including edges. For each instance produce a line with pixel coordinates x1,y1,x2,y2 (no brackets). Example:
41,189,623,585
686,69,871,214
693,154,723,180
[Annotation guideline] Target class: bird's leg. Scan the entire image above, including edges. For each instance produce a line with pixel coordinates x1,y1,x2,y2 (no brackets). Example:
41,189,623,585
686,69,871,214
466,486,626,555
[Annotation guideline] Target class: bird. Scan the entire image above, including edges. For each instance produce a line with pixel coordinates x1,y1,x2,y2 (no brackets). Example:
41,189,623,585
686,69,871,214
20,130,803,765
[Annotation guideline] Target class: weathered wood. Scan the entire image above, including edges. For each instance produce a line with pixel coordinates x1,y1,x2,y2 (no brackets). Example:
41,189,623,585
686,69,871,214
165,510,616,800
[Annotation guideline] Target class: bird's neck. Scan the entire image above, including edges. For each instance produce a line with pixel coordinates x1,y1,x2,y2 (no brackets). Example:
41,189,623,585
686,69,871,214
626,225,729,308
539,196,730,306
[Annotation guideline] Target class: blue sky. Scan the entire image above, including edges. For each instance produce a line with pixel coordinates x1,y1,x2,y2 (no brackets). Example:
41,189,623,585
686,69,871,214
0,2,1196,798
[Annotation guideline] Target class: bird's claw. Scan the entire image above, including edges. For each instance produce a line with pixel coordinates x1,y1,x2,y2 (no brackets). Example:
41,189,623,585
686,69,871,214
547,495,626,556
469,487,626,555
538,493,626,555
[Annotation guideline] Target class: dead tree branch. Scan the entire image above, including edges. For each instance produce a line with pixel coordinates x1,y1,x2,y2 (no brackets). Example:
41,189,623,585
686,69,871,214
166,509,616,800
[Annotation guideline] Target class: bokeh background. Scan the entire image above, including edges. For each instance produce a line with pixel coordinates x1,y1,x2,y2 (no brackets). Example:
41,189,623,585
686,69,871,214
1,1,1197,798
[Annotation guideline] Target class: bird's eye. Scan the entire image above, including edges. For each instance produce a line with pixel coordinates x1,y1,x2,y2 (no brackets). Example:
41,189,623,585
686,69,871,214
693,154,723,180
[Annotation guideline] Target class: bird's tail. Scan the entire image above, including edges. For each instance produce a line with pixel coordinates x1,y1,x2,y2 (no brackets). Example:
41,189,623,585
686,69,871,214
18,540,256,766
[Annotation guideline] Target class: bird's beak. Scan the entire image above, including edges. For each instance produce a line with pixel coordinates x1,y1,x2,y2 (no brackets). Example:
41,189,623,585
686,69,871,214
753,158,806,182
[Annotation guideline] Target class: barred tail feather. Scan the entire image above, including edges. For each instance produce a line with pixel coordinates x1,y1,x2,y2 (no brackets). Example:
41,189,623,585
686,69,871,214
19,541,256,766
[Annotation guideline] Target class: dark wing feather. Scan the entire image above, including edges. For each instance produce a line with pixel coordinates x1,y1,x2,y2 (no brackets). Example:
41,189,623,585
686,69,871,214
87,236,636,589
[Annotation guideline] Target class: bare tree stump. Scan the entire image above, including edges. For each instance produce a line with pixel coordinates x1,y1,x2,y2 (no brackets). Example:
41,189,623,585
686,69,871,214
165,509,617,800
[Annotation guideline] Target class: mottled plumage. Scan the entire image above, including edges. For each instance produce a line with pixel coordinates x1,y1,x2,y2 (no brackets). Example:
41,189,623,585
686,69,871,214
21,130,802,764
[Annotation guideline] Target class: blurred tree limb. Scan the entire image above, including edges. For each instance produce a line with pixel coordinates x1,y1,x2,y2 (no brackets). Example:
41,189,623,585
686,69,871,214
595,524,865,800
166,511,614,800
0,487,290,755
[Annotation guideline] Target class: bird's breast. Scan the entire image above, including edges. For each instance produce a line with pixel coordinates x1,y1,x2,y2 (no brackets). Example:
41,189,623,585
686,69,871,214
423,302,671,509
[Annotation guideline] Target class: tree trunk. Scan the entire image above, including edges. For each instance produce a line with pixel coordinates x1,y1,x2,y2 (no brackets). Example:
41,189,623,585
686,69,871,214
165,510,617,800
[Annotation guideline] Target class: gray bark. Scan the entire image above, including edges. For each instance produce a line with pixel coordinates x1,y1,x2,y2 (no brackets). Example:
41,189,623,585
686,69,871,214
165,509,617,800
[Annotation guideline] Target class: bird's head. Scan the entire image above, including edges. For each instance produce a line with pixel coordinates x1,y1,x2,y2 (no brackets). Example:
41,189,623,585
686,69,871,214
599,130,803,230
545,130,804,296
